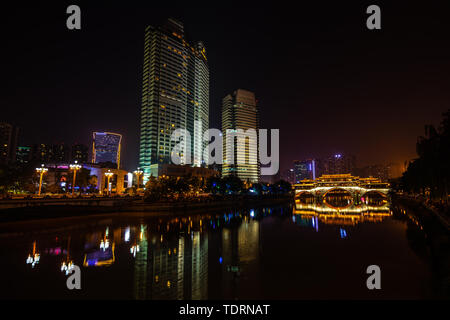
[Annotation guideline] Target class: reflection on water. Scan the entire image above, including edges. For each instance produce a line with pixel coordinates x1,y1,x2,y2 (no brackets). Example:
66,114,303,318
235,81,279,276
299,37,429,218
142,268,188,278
294,194,391,239
4,209,272,300
296,191,390,215
0,201,444,299
25,241,40,268
293,195,392,249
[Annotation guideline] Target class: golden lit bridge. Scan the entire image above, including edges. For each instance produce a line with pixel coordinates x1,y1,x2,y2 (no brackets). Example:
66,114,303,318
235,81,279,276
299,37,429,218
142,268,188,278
294,174,390,214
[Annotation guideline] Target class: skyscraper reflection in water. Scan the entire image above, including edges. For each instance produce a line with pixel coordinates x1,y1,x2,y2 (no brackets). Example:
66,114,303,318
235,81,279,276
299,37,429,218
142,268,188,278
133,227,208,300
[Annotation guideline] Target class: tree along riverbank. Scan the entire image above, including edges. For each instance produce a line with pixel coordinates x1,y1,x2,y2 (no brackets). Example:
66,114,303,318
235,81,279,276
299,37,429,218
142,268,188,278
395,194,450,230
393,194,450,297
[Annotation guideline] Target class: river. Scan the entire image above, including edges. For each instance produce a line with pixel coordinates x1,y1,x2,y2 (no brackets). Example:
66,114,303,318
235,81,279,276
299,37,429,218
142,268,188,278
0,198,445,299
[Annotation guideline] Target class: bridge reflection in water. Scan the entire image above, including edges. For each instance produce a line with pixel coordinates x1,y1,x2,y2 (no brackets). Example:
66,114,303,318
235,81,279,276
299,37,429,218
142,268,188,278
3,201,440,299
294,174,391,227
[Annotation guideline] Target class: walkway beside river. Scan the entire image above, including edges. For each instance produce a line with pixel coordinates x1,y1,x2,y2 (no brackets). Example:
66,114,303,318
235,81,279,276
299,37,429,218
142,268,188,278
396,194,450,231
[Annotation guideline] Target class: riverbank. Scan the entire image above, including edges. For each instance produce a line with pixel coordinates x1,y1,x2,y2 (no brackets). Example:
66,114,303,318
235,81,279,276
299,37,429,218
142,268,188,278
0,195,293,225
394,194,450,230
392,195,450,297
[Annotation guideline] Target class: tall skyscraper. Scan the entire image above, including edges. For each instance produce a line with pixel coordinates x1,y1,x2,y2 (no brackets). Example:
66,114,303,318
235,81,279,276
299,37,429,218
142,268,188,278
92,132,122,169
71,144,89,163
51,143,69,163
353,163,392,182
139,18,209,181
30,143,68,164
281,168,296,184
323,153,356,175
222,89,260,183
0,122,19,165
16,146,32,165
293,159,316,183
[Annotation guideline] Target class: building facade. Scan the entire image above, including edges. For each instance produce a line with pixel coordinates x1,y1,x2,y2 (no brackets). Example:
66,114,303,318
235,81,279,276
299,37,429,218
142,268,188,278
139,18,209,182
0,122,19,165
322,153,356,175
293,159,316,183
43,163,130,195
149,163,219,180
92,132,122,169
71,144,89,163
353,163,394,182
30,143,69,164
16,146,32,165
281,168,296,185
222,89,260,183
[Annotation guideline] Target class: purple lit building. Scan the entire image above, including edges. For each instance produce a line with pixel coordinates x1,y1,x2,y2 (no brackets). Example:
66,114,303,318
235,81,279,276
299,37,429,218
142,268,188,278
92,132,122,169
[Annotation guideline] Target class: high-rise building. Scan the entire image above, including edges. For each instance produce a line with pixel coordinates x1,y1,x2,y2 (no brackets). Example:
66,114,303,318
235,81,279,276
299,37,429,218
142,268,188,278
281,168,296,184
293,159,316,183
16,146,32,165
222,89,260,183
92,132,122,169
354,163,394,182
31,143,68,164
323,153,356,175
51,143,69,163
0,122,19,165
71,144,89,163
139,18,209,181
31,144,51,163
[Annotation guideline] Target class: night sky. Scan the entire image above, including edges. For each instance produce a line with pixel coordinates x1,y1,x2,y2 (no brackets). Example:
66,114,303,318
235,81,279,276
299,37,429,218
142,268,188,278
2,1,450,171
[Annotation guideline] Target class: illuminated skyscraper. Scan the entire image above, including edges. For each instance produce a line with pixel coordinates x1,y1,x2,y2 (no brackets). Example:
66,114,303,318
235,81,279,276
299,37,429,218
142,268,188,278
92,132,122,169
222,89,260,183
139,18,209,181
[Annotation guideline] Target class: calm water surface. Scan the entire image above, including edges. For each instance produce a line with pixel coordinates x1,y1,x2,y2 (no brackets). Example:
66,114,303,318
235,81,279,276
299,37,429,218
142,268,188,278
0,201,439,299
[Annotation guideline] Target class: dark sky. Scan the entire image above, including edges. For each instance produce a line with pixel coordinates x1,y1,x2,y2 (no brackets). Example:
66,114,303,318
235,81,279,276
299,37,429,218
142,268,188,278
2,1,450,172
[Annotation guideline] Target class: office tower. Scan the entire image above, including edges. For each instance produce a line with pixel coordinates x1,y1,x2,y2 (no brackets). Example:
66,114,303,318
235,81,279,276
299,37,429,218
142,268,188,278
222,89,260,183
354,163,392,182
71,144,89,163
139,18,209,181
16,146,32,165
0,122,19,165
51,143,69,163
314,158,325,178
281,168,296,184
92,132,122,169
323,153,356,175
293,159,316,183
30,143,69,164
32,144,51,163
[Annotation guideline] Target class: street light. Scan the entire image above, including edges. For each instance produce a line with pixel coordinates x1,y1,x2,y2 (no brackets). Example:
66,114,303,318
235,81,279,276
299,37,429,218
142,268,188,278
69,160,82,197
105,170,114,196
35,164,48,196
134,168,143,189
